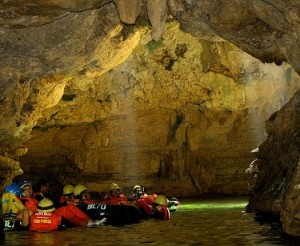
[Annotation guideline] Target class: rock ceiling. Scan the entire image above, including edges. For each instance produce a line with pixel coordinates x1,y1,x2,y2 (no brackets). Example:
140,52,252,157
0,0,299,146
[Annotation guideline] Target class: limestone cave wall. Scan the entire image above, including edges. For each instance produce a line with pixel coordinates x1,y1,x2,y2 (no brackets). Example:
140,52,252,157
17,23,300,198
0,0,300,236
246,89,300,236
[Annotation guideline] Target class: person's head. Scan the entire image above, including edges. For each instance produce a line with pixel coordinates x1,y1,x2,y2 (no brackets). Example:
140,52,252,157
5,183,22,197
36,179,50,194
20,181,33,197
133,185,144,197
62,184,74,198
37,198,55,213
74,184,90,200
109,183,120,197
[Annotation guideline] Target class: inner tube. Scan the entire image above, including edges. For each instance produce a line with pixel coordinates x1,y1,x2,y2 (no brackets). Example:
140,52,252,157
77,203,142,225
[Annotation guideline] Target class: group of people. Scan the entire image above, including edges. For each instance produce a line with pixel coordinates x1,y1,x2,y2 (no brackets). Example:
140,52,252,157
1,179,105,232
1,179,178,232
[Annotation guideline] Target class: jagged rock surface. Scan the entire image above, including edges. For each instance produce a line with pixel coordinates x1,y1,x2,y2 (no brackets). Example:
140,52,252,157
246,89,300,236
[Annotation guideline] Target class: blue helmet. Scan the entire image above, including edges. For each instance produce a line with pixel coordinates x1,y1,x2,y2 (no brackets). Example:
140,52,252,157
18,179,32,189
5,183,22,196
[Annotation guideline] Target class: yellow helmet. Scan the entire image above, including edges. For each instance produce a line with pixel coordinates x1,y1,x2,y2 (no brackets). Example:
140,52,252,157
109,183,119,191
154,195,168,206
38,198,55,212
63,184,74,195
133,185,142,192
74,184,87,197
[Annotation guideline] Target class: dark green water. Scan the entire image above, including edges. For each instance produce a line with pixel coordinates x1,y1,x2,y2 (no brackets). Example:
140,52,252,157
2,197,300,245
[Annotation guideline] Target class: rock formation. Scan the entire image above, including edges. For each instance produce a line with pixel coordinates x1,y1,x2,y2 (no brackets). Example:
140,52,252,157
0,0,300,236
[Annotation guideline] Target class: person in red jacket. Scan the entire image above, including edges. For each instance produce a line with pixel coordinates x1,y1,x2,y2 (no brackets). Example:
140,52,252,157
151,195,170,220
56,184,105,227
59,184,75,205
73,184,97,204
29,198,62,231
102,183,128,205
130,185,157,216
17,181,38,227
20,182,38,212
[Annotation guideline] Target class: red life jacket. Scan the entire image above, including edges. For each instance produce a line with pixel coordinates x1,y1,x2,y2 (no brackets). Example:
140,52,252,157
20,197,38,213
55,204,91,226
140,193,157,205
59,196,77,205
153,205,170,220
82,199,97,205
134,194,161,215
29,212,61,231
102,195,128,205
161,206,170,219
60,196,98,205
134,199,153,215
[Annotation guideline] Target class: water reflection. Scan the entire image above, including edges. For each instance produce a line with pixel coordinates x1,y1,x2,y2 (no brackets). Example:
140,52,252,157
2,197,300,245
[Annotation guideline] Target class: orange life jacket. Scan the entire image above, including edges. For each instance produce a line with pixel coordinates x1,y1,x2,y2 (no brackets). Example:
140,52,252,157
20,197,38,213
140,193,157,205
134,199,153,215
134,194,162,216
153,205,170,220
29,212,61,231
82,199,98,204
60,196,98,205
59,195,75,205
161,206,170,219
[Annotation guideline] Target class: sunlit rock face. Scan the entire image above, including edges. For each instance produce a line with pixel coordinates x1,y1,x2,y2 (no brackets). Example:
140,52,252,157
0,0,300,236
0,2,130,187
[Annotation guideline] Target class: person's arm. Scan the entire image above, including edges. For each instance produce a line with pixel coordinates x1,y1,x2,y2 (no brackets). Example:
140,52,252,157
120,195,128,205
